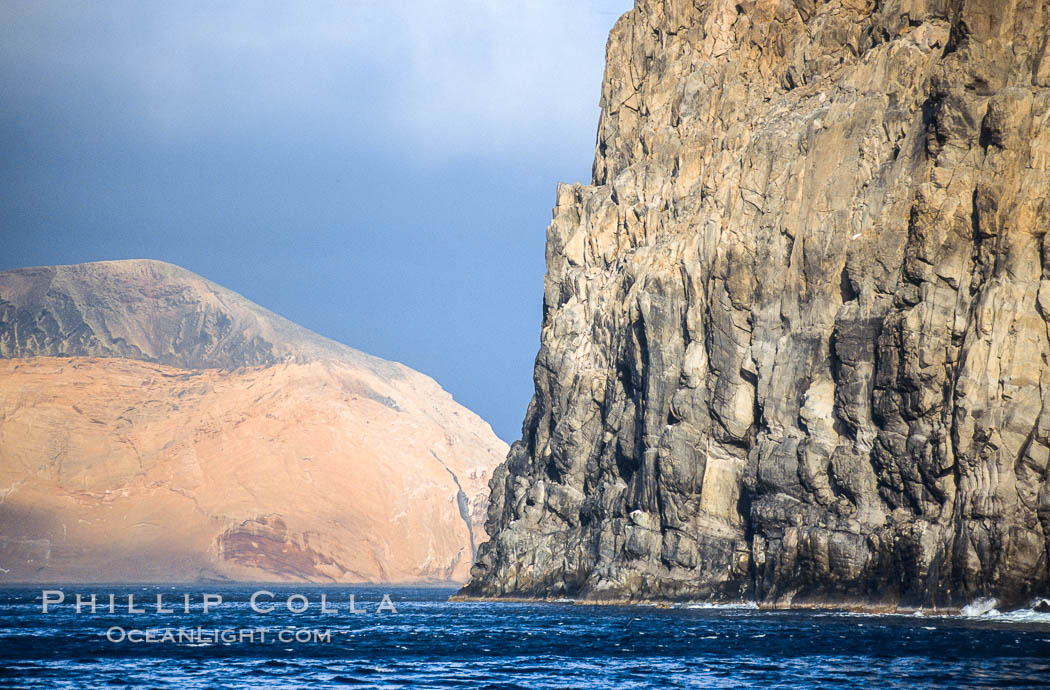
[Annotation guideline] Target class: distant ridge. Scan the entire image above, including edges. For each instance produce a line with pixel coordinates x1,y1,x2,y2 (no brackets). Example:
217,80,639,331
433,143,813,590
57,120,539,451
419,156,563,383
0,259,400,377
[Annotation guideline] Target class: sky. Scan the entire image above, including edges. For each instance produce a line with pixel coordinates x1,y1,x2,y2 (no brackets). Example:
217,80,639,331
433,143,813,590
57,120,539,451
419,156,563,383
0,0,633,442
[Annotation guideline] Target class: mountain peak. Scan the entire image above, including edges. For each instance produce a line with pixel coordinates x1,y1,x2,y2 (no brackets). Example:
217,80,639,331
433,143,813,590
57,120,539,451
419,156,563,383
0,259,400,376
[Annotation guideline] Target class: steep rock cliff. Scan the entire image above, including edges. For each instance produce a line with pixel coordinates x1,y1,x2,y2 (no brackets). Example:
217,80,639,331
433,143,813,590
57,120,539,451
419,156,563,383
462,0,1050,609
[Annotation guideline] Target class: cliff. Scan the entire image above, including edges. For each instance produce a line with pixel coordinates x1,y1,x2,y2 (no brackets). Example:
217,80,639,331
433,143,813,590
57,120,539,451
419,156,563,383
0,260,507,582
460,0,1050,609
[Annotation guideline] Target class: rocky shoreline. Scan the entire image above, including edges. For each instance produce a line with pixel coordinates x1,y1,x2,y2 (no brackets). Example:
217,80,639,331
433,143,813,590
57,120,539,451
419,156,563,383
450,593,1050,618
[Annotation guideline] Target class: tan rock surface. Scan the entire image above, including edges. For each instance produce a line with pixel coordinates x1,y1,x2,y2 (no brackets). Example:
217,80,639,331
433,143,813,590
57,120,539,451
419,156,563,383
463,0,1050,608
0,261,507,583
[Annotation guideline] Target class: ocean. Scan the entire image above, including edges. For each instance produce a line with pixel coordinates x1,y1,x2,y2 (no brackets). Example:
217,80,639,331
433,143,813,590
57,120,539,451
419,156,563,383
1,585,1048,688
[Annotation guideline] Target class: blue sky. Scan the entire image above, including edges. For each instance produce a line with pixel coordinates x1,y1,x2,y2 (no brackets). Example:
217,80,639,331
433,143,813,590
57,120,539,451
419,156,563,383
0,0,633,442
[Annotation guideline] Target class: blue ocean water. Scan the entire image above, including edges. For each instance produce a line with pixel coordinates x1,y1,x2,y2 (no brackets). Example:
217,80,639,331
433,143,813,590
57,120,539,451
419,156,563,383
0,585,1048,688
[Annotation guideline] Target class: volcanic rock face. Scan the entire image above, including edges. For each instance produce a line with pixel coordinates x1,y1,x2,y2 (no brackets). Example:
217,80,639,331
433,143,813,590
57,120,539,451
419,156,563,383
462,0,1050,609
0,260,506,583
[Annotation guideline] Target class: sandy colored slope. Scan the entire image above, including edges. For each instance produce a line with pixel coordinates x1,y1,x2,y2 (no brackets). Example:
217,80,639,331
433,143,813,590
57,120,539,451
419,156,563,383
0,356,506,583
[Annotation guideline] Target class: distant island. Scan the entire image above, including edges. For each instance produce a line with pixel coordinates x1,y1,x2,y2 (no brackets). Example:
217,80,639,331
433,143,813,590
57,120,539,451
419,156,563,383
0,259,506,583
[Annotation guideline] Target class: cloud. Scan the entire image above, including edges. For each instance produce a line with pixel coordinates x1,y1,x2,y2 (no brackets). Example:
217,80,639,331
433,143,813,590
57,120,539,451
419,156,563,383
0,0,631,162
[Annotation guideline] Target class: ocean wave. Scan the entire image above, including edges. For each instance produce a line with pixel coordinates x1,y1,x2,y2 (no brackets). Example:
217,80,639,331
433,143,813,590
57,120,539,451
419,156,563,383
960,598,1050,623
679,602,760,610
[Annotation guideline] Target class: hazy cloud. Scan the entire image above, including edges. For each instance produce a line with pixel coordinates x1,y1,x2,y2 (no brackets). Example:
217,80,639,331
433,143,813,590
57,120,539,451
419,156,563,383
1,0,629,160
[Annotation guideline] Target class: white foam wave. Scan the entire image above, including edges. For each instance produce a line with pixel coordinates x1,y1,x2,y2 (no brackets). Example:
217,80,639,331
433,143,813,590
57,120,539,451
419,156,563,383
680,601,760,610
960,597,999,617
960,597,1050,623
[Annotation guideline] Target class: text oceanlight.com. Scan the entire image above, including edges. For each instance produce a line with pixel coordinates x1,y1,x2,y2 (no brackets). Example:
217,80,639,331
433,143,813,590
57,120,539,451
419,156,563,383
106,627,335,644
